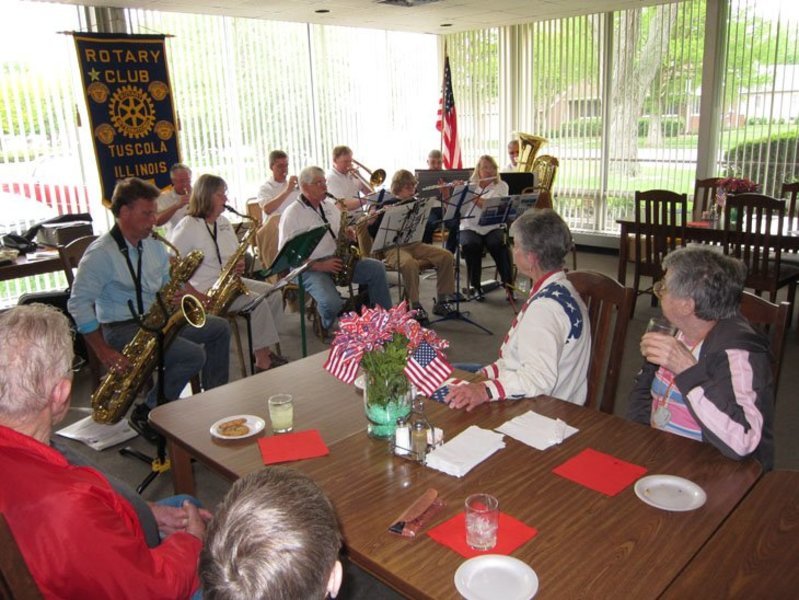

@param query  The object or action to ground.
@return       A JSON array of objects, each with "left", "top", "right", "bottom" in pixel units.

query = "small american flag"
[
  {"left": 404, "top": 341, "right": 453, "bottom": 397},
  {"left": 323, "top": 345, "right": 360, "bottom": 385},
  {"left": 436, "top": 52, "right": 462, "bottom": 170},
  {"left": 430, "top": 377, "right": 467, "bottom": 403}
]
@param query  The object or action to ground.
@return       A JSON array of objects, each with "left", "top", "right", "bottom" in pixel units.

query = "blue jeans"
[
  {"left": 103, "top": 315, "right": 231, "bottom": 407},
  {"left": 301, "top": 257, "right": 392, "bottom": 329}
]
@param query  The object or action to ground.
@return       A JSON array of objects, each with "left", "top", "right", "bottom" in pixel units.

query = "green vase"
[{"left": 363, "top": 368, "right": 413, "bottom": 439}]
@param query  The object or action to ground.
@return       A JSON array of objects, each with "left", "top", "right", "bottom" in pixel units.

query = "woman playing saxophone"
[{"left": 170, "top": 174, "right": 287, "bottom": 372}]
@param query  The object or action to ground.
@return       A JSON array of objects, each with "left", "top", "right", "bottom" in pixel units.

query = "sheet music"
[
  {"left": 372, "top": 200, "right": 432, "bottom": 253},
  {"left": 443, "top": 183, "right": 477, "bottom": 221}
]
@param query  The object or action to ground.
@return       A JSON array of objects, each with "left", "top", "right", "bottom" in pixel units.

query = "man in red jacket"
[{"left": 0, "top": 303, "right": 208, "bottom": 599}]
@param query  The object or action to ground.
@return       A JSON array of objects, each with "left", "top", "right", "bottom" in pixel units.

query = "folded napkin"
[
  {"left": 553, "top": 448, "right": 647, "bottom": 496},
  {"left": 427, "top": 512, "right": 538, "bottom": 558},
  {"left": 258, "top": 429, "right": 329, "bottom": 465},
  {"left": 495, "top": 410, "right": 578, "bottom": 451},
  {"left": 425, "top": 425, "right": 505, "bottom": 477}
]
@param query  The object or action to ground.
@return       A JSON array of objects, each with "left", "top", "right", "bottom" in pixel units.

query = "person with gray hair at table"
[
  {"left": 627, "top": 246, "right": 774, "bottom": 469},
  {"left": 0, "top": 303, "right": 210, "bottom": 599},
  {"left": 446, "top": 209, "right": 591, "bottom": 411},
  {"left": 200, "top": 466, "right": 343, "bottom": 600}
]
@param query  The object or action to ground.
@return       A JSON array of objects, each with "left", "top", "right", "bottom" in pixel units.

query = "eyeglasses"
[{"left": 653, "top": 280, "right": 667, "bottom": 299}]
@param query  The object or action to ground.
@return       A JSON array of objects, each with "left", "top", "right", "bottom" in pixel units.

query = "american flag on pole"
[
  {"left": 403, "top": 341, "right": 453, "bottom": 397},
  {"left": 436, "top": 52, "right": 462, "bottom": 169},
  {"left": 323, "top": 345, "right": 361, "bottom": 385}
]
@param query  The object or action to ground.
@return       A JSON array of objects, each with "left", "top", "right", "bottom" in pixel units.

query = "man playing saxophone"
[
  {"left": 68, "top": 177, "right": 231, "bottom": 440},
  {"left": 278, "top": 166, "right": 392, "bottom": 333},
  {"left": 171, "top": 174, "right": 287, "bottom": 372}
]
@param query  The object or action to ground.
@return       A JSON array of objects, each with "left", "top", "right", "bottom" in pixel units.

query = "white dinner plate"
[
  {"left": 354, "top": 374, "right": 365, "bottom": 391},
  {"left": 454, "top": 555, "right": 538, "bottom": 600},
  {"left": 634, "top": 474, "right": 707, "bottom": 512},
  {"left": 209, "top": 414, "right": 265, "bottom": 440}
]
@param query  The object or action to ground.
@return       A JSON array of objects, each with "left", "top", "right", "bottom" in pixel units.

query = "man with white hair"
[{"left": 0, "top": 304, "right": 209, "bottom": 598}]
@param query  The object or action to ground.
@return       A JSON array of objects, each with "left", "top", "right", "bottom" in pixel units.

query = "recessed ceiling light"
[{"left": 315, "top": 9, "right": 330, "bottom": 13}]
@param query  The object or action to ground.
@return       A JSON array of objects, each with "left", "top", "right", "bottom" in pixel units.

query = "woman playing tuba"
[{"left": 170, "top": 174, "right": 287, "bottom": 372}]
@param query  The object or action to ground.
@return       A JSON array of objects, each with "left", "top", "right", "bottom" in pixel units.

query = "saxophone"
[
  {"left": 91, "top": 232, "right": 206, "bottom": 424},
  {"left": 204, "top": 206, "right": 259, "bottom": 315},
  {"left": 332, "top": 205, "right": 360, "bottom": 287}
]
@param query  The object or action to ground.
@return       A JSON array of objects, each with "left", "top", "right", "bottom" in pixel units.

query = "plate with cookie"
[{"left": 210, "top": 415, "right": 266, "bottom": 440}]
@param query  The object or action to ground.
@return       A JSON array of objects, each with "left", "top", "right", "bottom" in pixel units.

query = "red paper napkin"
[
  {"left": 258, "top": 429, "right": 329, "bottom": 465},
  {"left": 687, "top": 221, "right": 712, "bottom": 228},
  {"left": 553, "top": 448, "right": 647, "bottom": 496},
  {"left": 427, "top": 512, "right": 537, "bottom": 558}
]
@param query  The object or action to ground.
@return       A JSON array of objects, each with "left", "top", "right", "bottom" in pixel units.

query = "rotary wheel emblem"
[{"left": 109, "top": 85, "right": 156, "bottom": 139}]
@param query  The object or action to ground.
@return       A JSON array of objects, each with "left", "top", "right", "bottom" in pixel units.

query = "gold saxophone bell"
[
  {"left": 351, "top": 158, "right": 386, "bottom": 191},
  {"left": 180, "top": 294, "right": 206, "bottom": 328}
]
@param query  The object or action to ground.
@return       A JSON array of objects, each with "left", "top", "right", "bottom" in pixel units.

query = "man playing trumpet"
[
  {"left": 68, "top": 178, "right": 231, "bottom": 440},
  {"left": 171, "top": 174, "right": 287, "bottom": 372}
]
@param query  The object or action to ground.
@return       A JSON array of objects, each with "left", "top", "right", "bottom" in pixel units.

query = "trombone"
[{"left": 350, "top": 158, "right": 386, "bottom": 191}]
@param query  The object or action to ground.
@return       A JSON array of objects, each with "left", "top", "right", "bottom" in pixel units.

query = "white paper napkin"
[
  {"left": 495, "top": 410, "right": 578, "bottom": 451},
  {"left": 425, "top": 425, "right": 505, "bottom": 478}
]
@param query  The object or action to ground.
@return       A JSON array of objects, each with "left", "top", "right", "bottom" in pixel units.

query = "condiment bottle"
[
  {"left": 412, "top": 421, "right": 428, "bottom": 462},
  {"left": 394, "top": 417, "right": 410, "bottom": 456}
]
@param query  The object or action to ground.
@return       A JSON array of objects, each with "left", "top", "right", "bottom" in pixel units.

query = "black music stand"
[
  {"left": 264, "top": 225, "right": 328, "bottom": 358},
  {"left": 371, "top": 199, "right": 432, "bottom": 304},
  {"left": 118, "top": 293, "right": 173, "bottom": 494},
  {"left": 430, "top": 184, "right": 492, "bottom": 335}
]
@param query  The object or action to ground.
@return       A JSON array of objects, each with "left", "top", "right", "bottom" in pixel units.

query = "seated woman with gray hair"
[
  {"left": 627, "top": 246, "right": 774, "bottom": 469},
  {"left": 446, "top": 209, "right": 591, "bottom": 410}
]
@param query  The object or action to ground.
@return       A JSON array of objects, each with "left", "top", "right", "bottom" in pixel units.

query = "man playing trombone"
[{"left": 326, "top": 145, "right": 373, "bottom": 206}]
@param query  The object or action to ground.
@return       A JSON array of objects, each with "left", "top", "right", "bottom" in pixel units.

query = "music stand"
[
  {"left": 371, "top": 199, "right": 432, "bottom": 303},
  {"left": 264, "top": 225, "right": 327, "bottom": 358},
  {"left": 117, "top": 293, "right": 175, "bottom": 494},
  {"left": 499, "top": 172, "right": 536, "bottom": 195},
  {"left": 430, "top": 184, "right": 492, "bottom": 335}
]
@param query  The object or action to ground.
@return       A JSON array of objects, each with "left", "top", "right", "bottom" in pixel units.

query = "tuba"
[
  {"left": 203, "top": 205, "right": 259, "bottom": 315},
  {"left": 515, "top": 132, "right": 548, "bottom": 173},
  {"left": 92, "top": 232, "right": 206, "bottom": 424}
]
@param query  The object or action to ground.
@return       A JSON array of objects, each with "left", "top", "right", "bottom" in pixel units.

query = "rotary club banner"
[{"left": 73, "top": 32, "right": 180, "bottom": 206}]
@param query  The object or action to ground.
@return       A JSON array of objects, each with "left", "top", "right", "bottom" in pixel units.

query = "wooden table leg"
[
  {"left": 617, "top": 221, "right": 630, "bottom": 285},
  {"left": 167, "top": 440, "right": 196, "bottom": 496}
]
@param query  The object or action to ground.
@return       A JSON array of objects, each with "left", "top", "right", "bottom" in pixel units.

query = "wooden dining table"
[
  {"left": 0, "top": 249, "right": 63, "bottom": 282},
  {"left": 150, "top": 351, "right": 763, "bottom": 599},
  {"left": 616, "top": 218, "right": 799, "bottom": 286},
  {"left": 661, "top": 469, "right": 799, "bottom": 598}
]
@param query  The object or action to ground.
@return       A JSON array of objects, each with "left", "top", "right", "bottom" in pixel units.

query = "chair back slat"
[
  {"left": 57, "top": 235, "right": 98, "bottom": 288},
  {"left": 0, "top": 513, "right": 43, "bottom": 600},
  {"left": 782, "top": 181, "right": 799, "bottom": 232},
  {"left": 567, "top": 270, "right": 634, "bottom": 414},
  {"left": 693, "top": 177, "right": 723, "bottom": 221},
  {"left": 739, "top": 291, "right": 789, "bottom": 396}
]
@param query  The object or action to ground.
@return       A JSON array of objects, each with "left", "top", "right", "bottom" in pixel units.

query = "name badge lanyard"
[
  {"left": 205, "top": 221, "right": 223, "bottom": 265},
  {"left": 110, "top": 224, "right": 145, "bottom": 315}
]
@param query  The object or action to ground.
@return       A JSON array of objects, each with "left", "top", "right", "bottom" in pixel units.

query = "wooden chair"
[
  {"left": 57, "top": 235, "right": 98, "bottom": 288},
  {"left": 57, "top": 235, "right": 103, "bottom": 385},
  {"left": 723, "top": 193, "right": 799, "bottom": 325},
  {"left": 693, "top": 177, "right": 723, "bottom": 221},
  {"left": 782, "top": 181, "right": 799, "bottom": 232},
  {"left": 632, "top": 189, "right": 687, "bottom": 314},
  {"left": 0, "top": 513, "right": 43, "bottom": 600},
  {"left": 739, "top": 291, "right": 789, "bottom": 394},
  {"left": 566, "top": 270, "right": 635, "bottom": 414}
]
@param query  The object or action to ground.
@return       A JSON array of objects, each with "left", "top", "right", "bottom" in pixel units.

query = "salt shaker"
[{"left": 394, "top": 417, "right": 410, "bottom": 456}]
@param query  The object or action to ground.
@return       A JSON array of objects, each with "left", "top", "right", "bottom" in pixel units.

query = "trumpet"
[{"left": 350, "top": 158, "right": 386, "bottom": 191}]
